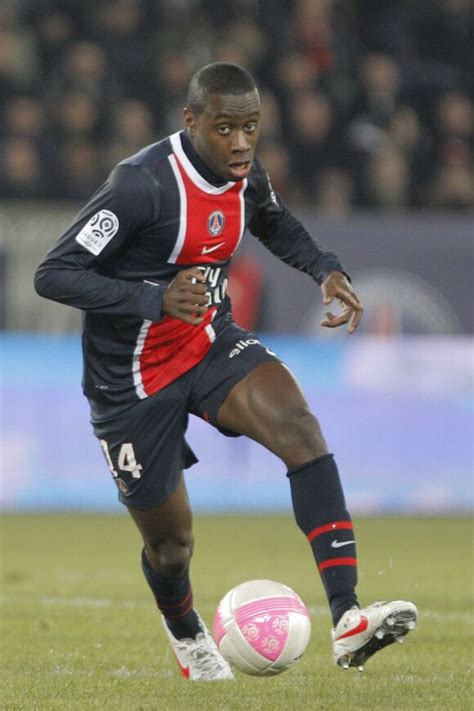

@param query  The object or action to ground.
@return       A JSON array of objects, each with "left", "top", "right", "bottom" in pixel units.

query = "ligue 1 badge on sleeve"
[{"left": 208, "top": 211, "right": 225, "bottom": 237}]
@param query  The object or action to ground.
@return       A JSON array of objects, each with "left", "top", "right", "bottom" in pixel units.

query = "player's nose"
[{"left": 231, "top": 130, "right": 251, "bottom": 153}]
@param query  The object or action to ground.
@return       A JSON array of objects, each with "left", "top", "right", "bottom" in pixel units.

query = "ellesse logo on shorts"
[{"left": 229, "top": 339, "right": 260, "bottom": 358}]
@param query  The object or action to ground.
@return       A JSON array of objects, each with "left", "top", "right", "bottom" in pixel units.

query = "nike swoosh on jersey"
[
  {"left": 202, "top": 242, "right": 225, "bottom": 254},
  {"left": 331, "top": 540, "right": 356, "bottom": 548}
]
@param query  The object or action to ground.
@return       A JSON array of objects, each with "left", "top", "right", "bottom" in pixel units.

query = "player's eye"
[
  {"left": 245, "top": 122, "right": 258, "bottom": 132},
  {"left": 217, "top": 125, "right": 231, "bottom": 135}
]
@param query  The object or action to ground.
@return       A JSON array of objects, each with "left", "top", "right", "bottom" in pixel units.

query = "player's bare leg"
[
  {"left": 129, "top": 474, "right": 194, "bottom": 582},
  {"left": 217, "top": 361, "right": 417, "bottom": 669},
  {"left": 216, "top": 361, "right": 327, "bottom": 467},
  {"left": 129, "top": 475, "right": 234, "bottom": 680}
]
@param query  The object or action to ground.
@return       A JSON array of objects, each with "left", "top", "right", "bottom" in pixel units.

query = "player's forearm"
[
  {"left": 259, "top": 212, "right": 347, "bottom": 285},
  {"left": 265, "top": 233, "right": 345, "bottom": 284},
  {"left": 34, "top": 263, "right": 165, "bottom": 321}
]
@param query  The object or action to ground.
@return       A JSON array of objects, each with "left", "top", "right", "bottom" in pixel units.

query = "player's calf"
[
  {"left": 288, "top": 454, "right": 359, "bottom": 625},
  {"left": 141, "top": 547, "right": 202, "bottom": 640}
]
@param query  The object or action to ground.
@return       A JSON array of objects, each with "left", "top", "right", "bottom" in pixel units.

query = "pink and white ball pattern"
[{"left": 214, "top": 580, "right": 311, "bottom": 676}]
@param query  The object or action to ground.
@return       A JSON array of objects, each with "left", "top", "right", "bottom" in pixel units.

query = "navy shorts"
[{"left": 89, "top": 319, "right": 279, "bottom": 509}]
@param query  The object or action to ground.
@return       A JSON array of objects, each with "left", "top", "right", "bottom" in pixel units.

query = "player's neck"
[{"left": 180, "top": 131, "right": 227, "bottom": 188}]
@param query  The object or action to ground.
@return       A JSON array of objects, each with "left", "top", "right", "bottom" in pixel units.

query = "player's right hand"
[{"left": 162, "top": 267, "right": 209, "bottom": 324}]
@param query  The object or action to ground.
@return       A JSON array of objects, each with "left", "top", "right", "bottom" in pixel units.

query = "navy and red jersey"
[{"left": 35, "top": 130, "right": 347, "bottom": 405}]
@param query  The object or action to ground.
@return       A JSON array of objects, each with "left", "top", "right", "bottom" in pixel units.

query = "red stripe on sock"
[
  {"left": 162, "top": 600, "right": 194, "bottom": 620},
  {"left": 307, "top": 520, "right": 353, "bottom": 542},
  {"left": 318, "top": 557, "right": 357, "bottom": 572},
  {"left": 156, "top": 588, "right": 192, "bottom": 610}
]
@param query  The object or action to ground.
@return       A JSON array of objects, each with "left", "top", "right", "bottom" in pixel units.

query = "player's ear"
[{"left": 184, "top": 108, "right": 197, "bottom": 137}]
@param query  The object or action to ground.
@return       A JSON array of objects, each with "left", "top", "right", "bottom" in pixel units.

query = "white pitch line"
[
  {"left": 419, "top": 609, "right": 474, "bottom": 624},
  {"left": 0, "top": 594, "right": 147, "bottom": 610},
  {"left": 1, "top": 595, "right": 472, "bottom": 625}
]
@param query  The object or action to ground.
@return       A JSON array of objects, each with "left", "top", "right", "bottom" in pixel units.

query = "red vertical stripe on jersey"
[
  {"left": 135, "top": 150, "right": 246, "bottom": 398},
  {"left": 139, "top": 308, "right": 217, "bottom": 396},
  {"left": 174, "top": 157, "right": 244, "bottom": 264},
  {"left": 307, "top": 520, "right": 353, "bottom": 542}
]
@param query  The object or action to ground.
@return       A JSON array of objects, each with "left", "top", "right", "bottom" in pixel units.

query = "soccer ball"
[{"left": 213, "top": 579, "right": 311, "bottom": 677}]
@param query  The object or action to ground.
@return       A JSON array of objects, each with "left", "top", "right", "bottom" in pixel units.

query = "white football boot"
[
  {"left": 162, "top": 612, "right": 235, "bottom": 681},
  {"left": 332, "top": 600, "right": 418, "bottom": 671}
]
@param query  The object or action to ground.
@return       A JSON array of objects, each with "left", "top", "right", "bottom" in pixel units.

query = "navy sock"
[
  {"left": 141, "top": 548, "right": 201, "bottom": 639},
  {"left": 288, "top": 454, "right": 359, "bottom": 626}
]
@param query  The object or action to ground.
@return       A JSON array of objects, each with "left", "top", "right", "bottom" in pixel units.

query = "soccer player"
[{"left": 35, "top": 63, "right": 417, "bottom": 680}]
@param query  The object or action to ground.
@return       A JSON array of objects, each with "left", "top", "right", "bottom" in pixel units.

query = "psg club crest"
[{"left": 208, "top": 211, "right": 225, "bottom": 236}]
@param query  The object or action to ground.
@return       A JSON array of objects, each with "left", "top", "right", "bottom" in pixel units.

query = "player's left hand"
[{"left": 320, "top": 271, "right": 363, "bottom": 333}]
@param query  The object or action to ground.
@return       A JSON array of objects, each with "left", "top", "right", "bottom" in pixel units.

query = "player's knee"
[
  {"left": 146, "top": 534, "right": 194, "bottom": 579},
  {"left": 275, "top": 406, "right": 327, "bottom": 467}
]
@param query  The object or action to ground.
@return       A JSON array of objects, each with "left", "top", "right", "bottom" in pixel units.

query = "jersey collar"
[{"left": 169, "top": 131, "right": 238, "bottom": 195}]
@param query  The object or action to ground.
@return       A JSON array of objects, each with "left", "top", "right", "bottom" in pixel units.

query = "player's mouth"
[{"left": 227, "top": 160, "right": 252, "bottom": 179}]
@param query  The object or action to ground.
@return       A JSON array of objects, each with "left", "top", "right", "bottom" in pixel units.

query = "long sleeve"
[
  {"left": 248, "top": 162, "right": 348, "bottom": 284},
  {"left": 34, "top": 164, "right": 166, "bottom": 322}
]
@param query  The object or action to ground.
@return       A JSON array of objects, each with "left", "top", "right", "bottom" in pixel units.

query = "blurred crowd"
[{"left": 0, "top": 0, "right": 473, "bottom": 211}]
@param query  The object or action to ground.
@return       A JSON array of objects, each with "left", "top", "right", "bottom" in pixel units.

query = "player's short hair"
[{"left": 187, "top": 62, "right": 257, "bottom": 115}]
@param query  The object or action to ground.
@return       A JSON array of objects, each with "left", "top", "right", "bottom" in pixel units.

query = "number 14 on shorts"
[{"left": 100, "top": 440, "right": 143, "bottom": 479}]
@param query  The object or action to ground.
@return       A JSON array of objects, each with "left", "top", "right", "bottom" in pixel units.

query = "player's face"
[{"left": 185, "top": 90, "right": 261, "bottom": 181}]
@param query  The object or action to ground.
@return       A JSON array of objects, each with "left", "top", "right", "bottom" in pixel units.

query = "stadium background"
[{"left": 0, "top": 0, "right": 472, "bottom": 514}]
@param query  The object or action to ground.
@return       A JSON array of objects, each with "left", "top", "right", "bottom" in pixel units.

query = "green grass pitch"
[{"left": 1, "top": 514, "right": 472, "bottom": 710}]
